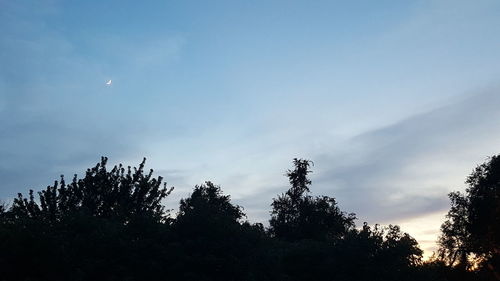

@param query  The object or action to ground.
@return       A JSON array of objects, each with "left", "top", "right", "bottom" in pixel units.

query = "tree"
[
  {"left": 177, "top": 181, "right": 244, "bottom": 225},
  {"left": 269, "top": 158, "right": 356, "bottom": 241},
  {"left": 438, "top": 155, "right": 500, "bottom": 278},
  {"left": 323, "top": 222, "right": 423, "bottom": 281},
  {"left": 173, "top": 182, "right": 266, "bottom": 281},
  {"left": 438, "top": 191, "right": 471, "bottom": 268},
  {"left": 8, "top": 157, "right": 173, "bottom": 224},
  {"left": 0, "top": 157, "right": 174, "bottom": 281}
]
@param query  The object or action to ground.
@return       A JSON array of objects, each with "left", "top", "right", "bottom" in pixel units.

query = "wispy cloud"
[{"left": 314, "top": 88, "right": 500, "bottom": 223}]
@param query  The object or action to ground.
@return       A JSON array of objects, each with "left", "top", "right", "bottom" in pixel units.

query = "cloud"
[{"left": 312, "top": 88, "right": 500, "bottom": 224}]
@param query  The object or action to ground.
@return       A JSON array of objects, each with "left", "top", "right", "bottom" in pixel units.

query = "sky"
[{"left": 1, "top": 0, "right": 500, "bottom": 257}]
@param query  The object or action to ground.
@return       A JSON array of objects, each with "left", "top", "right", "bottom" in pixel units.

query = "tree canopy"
[
  {"left": 0, "top": 156, "right": 496, "bottom": 281},
  {"left": 8, "top": 157, "right": 173, "bottom": 224},
  {"left": 437, "top": 155, "right": 500, "bottom": 279},
  {"left": 270, "top": 158, "right": 356, "bottom": 241}
]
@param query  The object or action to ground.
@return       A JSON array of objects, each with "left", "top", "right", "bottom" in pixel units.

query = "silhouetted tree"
[
  {"left": 177, "top": 181, "right": 244, "bottom": 224},
  {"left": 268, "top": 159, "right": 427, "bottom": 281},
  {"left": 9, "top": 157, "right": 173, "bottom": 224},
  {"left": 172, "top": 182, "right": 270, "bottom": 281},
  {"left": 0, "top": 157, "right": 174, "bottom": 281},
  {"left": 270, "top": 158, "right": 356, "bottom": 241},
  {"left": 438, "top": 155, "right": 500, "bottom": 279}
]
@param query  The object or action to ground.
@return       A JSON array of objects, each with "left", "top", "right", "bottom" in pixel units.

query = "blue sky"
[{"left": 1, "top": 0, "right": 500, "bottom": 257}]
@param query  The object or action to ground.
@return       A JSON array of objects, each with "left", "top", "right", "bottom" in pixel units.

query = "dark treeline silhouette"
[{"left": 0, "top": 156, "right": 498, "bottom": 281}]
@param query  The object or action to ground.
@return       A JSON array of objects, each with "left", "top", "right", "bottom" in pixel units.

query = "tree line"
[{"left": 0, "top": 156, "right": 498, "bottom": 281}]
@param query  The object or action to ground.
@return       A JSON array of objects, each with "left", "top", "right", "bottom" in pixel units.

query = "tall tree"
[
  {"left": 438, "top": 155, "right": 500, "bottom": 277},
  {"left": 269, "top": 158, "right": 356, "bottom": 241}
]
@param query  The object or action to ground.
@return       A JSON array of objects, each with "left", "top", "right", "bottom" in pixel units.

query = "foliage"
[
  {"left": 1, "top": 156, "right": 492, "bottom": 281},
  {"left": 177, "top": 181, "right": 244, "bottom": 225},
  {"left": 8, "top": 157, "right": 173, "bottom": 224},
  {"left": 0, "top": 157, "right": 175, "bottom": 281},
  {"left": 270, "top": 158, "right": 356, "bottom": 241},
  {"left": 171, "top": 182, "right": 271, "bottom": 281},
  {"left": 438, "top": 155, "right": 500, "bottom": 278}
]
